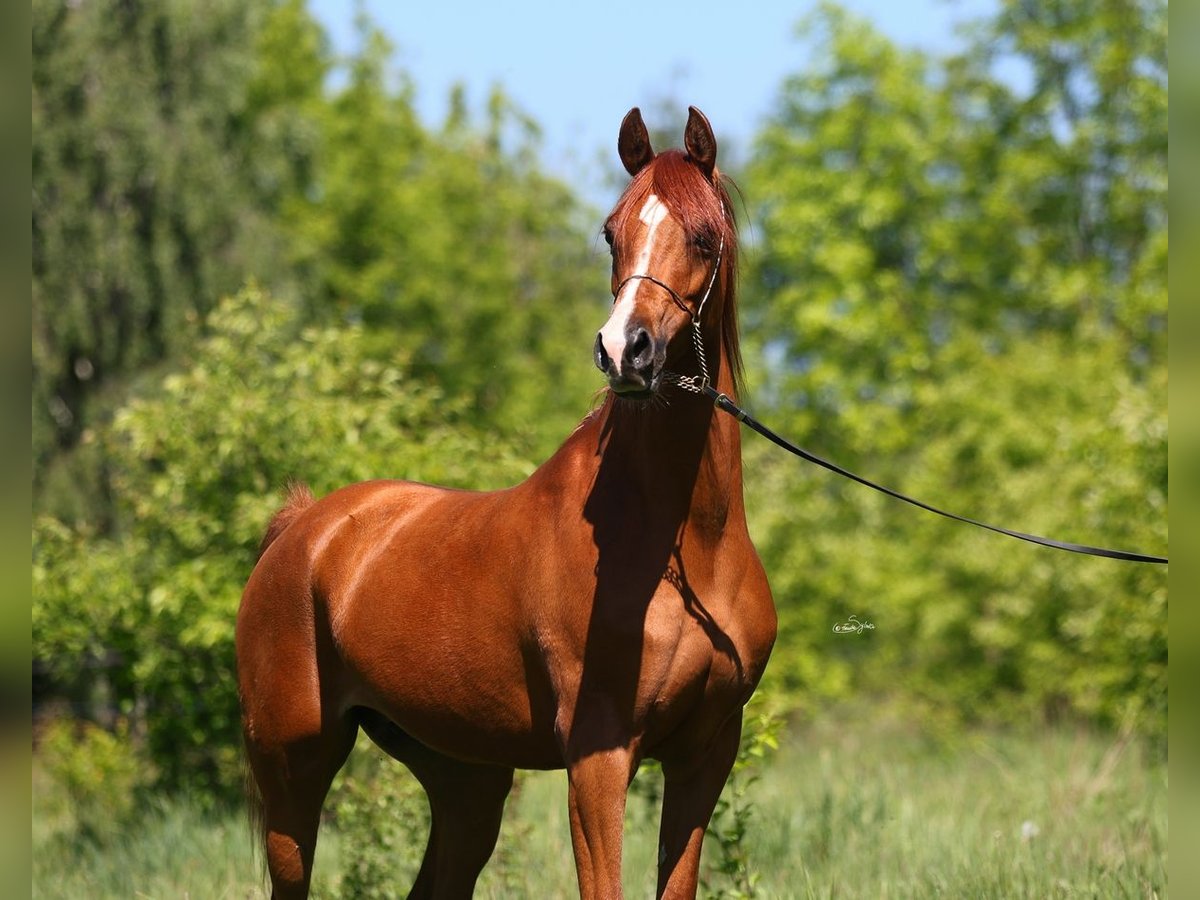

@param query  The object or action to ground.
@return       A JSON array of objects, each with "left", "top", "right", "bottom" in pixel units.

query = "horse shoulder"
[
  {"left": 735, "top": 546, "right": 777, "bottom": 684},
  {"left": 695, "top": 530, "right": 776, "bottom": 695}
]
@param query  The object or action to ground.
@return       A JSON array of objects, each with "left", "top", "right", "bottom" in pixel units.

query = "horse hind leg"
[
  {"left": 244, "top": 711, "right": 358, "bottom": 899},
  {"left": 410, "top": 760, "right": 514, "bottom": 900},
  {"left": 358, "top": 709, "right": 515, "bottom": 899}
]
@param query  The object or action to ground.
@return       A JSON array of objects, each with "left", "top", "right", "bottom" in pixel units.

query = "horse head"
[{"left": 595, "top": 106, "right": 741, "bottom": 399}]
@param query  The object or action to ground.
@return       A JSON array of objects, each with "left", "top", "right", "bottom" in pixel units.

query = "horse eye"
[{"left": 602, "top": 227, "right": 614, "bottom": 247}]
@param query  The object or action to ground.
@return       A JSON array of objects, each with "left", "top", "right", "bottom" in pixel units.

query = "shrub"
[{"left": 35, "top": 719, "right": 151, "bottom": 841}]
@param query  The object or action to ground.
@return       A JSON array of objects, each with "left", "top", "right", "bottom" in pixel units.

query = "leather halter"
[
  {"left": 612, "top": 231, "right": 725, "bottom": 394},
  {"left": 612, "top": 228, "right": 723, "bottom": 327}
]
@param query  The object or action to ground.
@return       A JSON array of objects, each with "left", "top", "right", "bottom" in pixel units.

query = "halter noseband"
[{"left": 612, "top": 229, "right": 724, "bottom": 326}]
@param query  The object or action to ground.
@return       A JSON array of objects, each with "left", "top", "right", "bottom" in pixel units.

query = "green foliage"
[
  {"left": 35, "top": 719, "right": 151, "bottom": 842},
  {"left": 33, "top": 285, "right": 537, "bottom": 796},
  {"left": 31, "top": 0, "right": 311, "bottom": 499},
  {"left": 743, "top": 1, "right": 1166, "bottom": 741},
  {"left": 281, "top": 14, "right": 605, "bottom": 452},
  {"left": 759, "top": 710, "right": 1165, "bottom": 897},
  {"left": 316, "top": 741, "right": 538, "bottom": 898},
  {"left": 33, "top": 0, "right": 606, "bottom": 523},
  {"left": 32, "top": 754, "right": 266, "bottom": 900}
]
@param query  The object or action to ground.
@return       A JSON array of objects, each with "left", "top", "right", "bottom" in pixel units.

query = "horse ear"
[
  {"left": 683, "top": 106, "right": 717, "bottom": 178},
  {"left": 618, "top": 107, "right": 655, "bottom": 176}
]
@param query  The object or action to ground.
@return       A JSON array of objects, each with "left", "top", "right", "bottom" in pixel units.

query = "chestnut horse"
[{"left": 236, "top": 106, "right": 777, "bottom": 899}]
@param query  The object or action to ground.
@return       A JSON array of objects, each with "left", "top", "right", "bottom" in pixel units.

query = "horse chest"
[{"left": 634, "top": 572, "right": 769, "bottom": 731}]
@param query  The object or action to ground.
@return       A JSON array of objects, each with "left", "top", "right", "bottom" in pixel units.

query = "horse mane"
[
  {"left": 257, "top": 482, "right": 315, "bottom": 558},
  {"left": 606, "top": 149, "right": 742, "bottom": 394}
]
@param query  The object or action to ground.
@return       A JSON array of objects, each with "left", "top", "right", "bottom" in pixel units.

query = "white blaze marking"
[{"left": 598, "top": 194, "right": 669, "bottom": 375}]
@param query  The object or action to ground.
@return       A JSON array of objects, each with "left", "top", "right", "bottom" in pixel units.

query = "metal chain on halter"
[{"left": 666, "top": 227, "right": 724, "bottom": 396}]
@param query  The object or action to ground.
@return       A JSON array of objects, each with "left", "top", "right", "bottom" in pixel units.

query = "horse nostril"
[
  {"left": 625, "top": 327, "right": 652, "bottom": 372},
  {"left": 594, "top": 332, "right": 612, "bottom": 374}
]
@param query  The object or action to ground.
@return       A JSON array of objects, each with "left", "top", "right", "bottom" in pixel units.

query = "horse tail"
[
  {"left": 258, "top": 482, "right": 315, "bottom": 558},
  {"left": 241, "top": 734, "right": 268, "bottom": 880}
]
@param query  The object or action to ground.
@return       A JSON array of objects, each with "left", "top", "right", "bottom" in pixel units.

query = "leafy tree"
[
  {"left": 281, "top": 15, "right": 607, "bottom": 454},
  {"left": 33, "top": 0, "right": 607, "bottom": 526},
  {"left": 742, "top": 1, "right": 1166, "bottom": 738},
  {"left": 32, "top": 0, "right": 321, "bottom": 517}
]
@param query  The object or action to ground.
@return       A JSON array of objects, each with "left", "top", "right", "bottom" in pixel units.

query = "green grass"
[
  {"left": 33, "top": 710, "right": 1166, "bottom": 898},
  {"left": 736, "top": 711, "right": 1166, "bottom": 898}
]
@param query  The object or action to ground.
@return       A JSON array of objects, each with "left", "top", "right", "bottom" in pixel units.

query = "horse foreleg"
[
  {"left": 564, "top": 744, "right": 638, "bottom": 900},
  {"left": 654, "top": 712, "right": 742, "bottom": 899}
]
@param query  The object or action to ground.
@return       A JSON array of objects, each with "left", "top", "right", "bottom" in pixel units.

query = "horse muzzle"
[{"left": 594, "top": 325, "right": 664, "bottom": 396}]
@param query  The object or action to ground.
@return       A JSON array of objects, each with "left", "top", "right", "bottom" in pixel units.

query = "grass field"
[{"left": 32, "top": 708, "right": 1166, "bottom": 898}]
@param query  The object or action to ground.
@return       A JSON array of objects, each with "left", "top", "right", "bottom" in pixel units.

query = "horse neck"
[{"left": 593, "top": 328, "right": 743, "bottom": 539}]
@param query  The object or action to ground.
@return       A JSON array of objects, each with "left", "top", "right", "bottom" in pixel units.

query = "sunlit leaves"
[{"left": 283, "top": 19, "right": 606, "bottom": 452}]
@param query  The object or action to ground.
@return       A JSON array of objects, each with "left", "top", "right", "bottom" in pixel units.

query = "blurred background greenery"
[{"left": 31, "top": 0, "right": 1167, "bottom": 895}]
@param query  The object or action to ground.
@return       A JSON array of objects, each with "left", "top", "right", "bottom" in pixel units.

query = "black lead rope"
[
  {"left": 619, "top": 219, "right": 1165, "bottom": 566},
  {"left": 701, "top": 384, "right": 1168, "bottom": 565}
]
